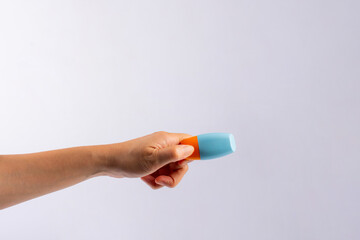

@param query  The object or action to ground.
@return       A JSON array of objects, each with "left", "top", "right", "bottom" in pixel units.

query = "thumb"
[{"left": 156, "top": 145, "right": 194, "bottom": 165}]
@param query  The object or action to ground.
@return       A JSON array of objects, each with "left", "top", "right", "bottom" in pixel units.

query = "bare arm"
[{"left": 0, "top": 131, "right": 194, "bottom": 210}]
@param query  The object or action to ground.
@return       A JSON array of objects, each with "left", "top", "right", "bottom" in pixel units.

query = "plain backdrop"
[{"left": 0, "top": 0, "right": 359, "bottom": 239}]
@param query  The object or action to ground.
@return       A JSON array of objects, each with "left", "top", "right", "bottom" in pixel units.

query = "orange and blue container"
[{"left": 180, "top": 133, "right": 236, "bottom": 160}]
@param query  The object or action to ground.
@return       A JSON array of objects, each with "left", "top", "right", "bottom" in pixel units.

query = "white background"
[{"left": 0, "top": 0, "right": 359, "bottom": 239}]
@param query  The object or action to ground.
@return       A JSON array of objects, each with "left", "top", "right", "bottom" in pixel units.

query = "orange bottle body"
[{"left": 180, "top": 136, "right": 201, "bottom": 160}]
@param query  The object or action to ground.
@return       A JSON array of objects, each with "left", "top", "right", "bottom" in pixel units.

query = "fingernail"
[
  {"left": 155, "top": 179, "right": 165, "bottom": 185},
  {"left": 157, "top": 182, "right": 164, "bottom": 186},
  {"left": 179, "top": 145, "right": 194, "bottom": 156},
  {"left": 157, "top": 181, "right": 168, "bottom": 187}
]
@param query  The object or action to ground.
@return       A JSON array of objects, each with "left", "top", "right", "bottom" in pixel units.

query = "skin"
[{"left": 0, "top": 131, "right": 195, "bottom": 210}]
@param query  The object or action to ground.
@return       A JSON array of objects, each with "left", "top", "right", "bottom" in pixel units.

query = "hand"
[{"left": 103, "top": 131, "right": 195, "bottom": 189}]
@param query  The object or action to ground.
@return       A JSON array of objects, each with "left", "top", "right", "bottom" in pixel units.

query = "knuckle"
[
  {"left": 155, "top": 131, "right": 164, "bottom": 134},
  {"left": 154, "top": 131, "right": 168, "bottom": 137}
]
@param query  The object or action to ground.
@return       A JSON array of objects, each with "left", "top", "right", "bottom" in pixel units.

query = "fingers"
[
  {"left": 141, "top": 162, "right": 190, "bottom": 189},
  {"left": 154, "top": 164, "right": 189, "bottom": 188},
  {"left": 141, "top": 175, "right": 163, "bottom": 190},
  {"left": 156, "top": 145, "right": 194, "bottom": 166},
  {"left": 154, "top": 131, "right": 193, "bottom": 145},
  {"left": 140, "top": 131, "right": 194, "bottom": 189}
]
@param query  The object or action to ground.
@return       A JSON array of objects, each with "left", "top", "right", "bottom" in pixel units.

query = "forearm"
[{"left": 0, "top": 145, "right": 109, "bottom": 210}]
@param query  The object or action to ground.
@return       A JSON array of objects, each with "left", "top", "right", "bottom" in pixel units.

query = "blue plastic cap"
[{"left": 197, "top": 133, "right": 236, "bottom": 160}]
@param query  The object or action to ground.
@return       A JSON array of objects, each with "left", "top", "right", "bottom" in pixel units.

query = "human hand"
[{"left": 102, "top": 131, "right": 195, "bottom": 189}]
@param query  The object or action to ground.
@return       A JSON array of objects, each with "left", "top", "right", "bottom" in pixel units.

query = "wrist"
[
  {"left": 87, "top": 145, "right": 111, "bottom": 177},
  {"left": 88, "top": 143, "right": 128, "bottom": 178}
]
